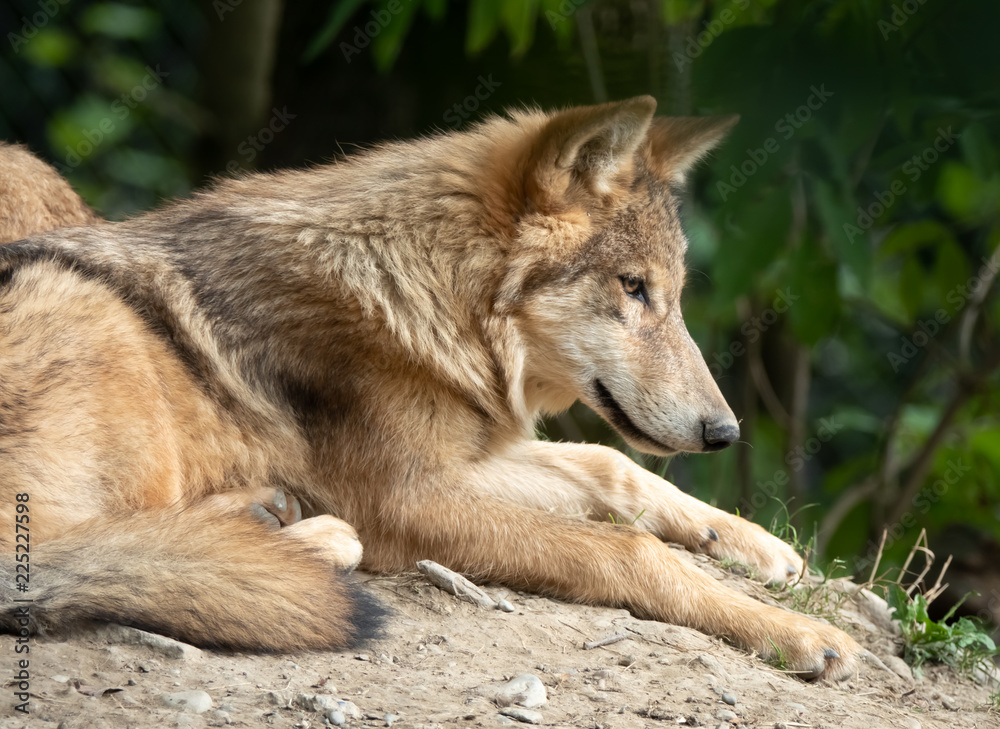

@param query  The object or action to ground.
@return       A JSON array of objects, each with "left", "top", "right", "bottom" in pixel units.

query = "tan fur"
[
  {"left": 0, "top": 142, "right": 101, "bottom": 243},
  {"left": 0, "top": 98, "right": 859, "bottom": 678}
]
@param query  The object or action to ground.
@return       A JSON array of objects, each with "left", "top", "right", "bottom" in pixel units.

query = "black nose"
[{"left": 702, "top": 421, "right": 740, "bottom": 452}]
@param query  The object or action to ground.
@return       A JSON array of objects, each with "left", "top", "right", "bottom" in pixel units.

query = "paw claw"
[
  {"left": 250, "top": 502, "right": 280, "bottom": 529},
  {"left": 706, "top": 527, "right": 719, "bottom": 542},
  {"left": 272, "top": 489, "right": 287, "bottom": 512},
  {"left": 824, "top": 648, "right": 840, "bottom": 660},
  {"left": 786, "top": 563, "right": 799, "bottom": 575}
]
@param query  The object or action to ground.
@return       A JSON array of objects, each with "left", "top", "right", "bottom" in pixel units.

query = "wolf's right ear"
[{"left": 527, "top": 96, "right": 656, "bottom": 209}]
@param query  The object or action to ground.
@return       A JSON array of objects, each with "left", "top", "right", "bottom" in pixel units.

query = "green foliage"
[{"left": 889, "top": 587, "right": 999, "bottom": 679}]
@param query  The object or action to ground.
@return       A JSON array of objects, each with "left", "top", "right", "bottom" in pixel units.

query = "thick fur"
[
  {"left": 0, "top": 142, "right": 100, "bottom": 239},
  {"left": 0, "top": 99, "right": 859, "bottom": 678}
]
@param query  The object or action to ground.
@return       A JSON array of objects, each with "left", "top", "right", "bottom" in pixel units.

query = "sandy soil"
[{"left": 3, "top": 546, "right": 998, "bottom": 729}]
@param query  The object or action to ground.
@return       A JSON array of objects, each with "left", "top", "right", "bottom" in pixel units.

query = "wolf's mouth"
[{"left": 593, "top": 380, "right": 676, "bottom": 455}]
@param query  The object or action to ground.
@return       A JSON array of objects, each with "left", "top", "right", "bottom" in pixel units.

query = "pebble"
[
  {"left": 938, "top": 693, "right": 958, "bottom": 711},
  {"left": 785, "top": 701, "right": 807, "bottom": 715},
  {"left": 208, "top": 710, "right": 231, "bottom": 726},
  {"left": 162, "top": 690, "right": 213, "bottom": 714},
  {"left": 497, "top": 599, "right": 515, "bottom": 613},
  {"left": 338, "top": 700, "right": 362, "bottom": 719},
  {"left": 716, "top": 709, "right": 737, "bottom": 721},
  {"left": 499, "top": 707, "right": 543, "bottom": 724},
  {"left": 884, "top": 655, "right": 914, "bottom": 682},
  {"left": 385, "top": 713, "right": 399, "bottom": 726},
  {"left": 721, "top": 692, "right": 737, "bottom": 706},
  {"left": 493, "top": 673, "right": 547, "bottom": 708},
  {"left": 294, "top": 693, "right": 339, "bottom": 712},
  {"left": 325, "top": 709, "right": 346, "bottom": 726}
]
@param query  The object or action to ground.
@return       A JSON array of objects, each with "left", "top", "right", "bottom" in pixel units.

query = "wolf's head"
[{"left": 500, "top": 96, "right": 739, "bottom": 457}]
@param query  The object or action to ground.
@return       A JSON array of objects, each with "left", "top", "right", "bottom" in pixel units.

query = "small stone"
[
  {"left": 721, "top": 692, "right": 737, "bottom": 706},
  {"left": 493, "top": 673, "right": 547, "bottom": 708},
  {"left": 355, "top": 654, "right": 371, "bottom": 661},
  {"left": 338, "top": 700, "right": 362, "bottom": 719},
  {"left": 325, "top": 709, "right": 346, "bottom": 726},
  {"left": 51, "top": 675, "right": 70, "bottom": 683},
  {"left": 499, "top": 707, "right": 543, "bottom": 724},
  {"left": 938, "top": 693, "right": 958, "bottom": 711},
  {"left": 293, "top": 693, "right": 338, "bottom": 712},
  {"left": 695, "top": 653, "right": 730, "bottom": 681},
  {"left": 497, "top": 599, "right": 515, "bottom": 613},
  {"left": 265, "top": 691, "right": 286, "bottom": 706},
  {"left": 385, "top": 713, "right": 399, "bottom": 726},
  {"left": 883, "top": 655, "right": 914, "bottom": 682},
  {"left": 208, "top": 710, "right": 232, "bottom": 726},
  {"left": 716, "top": 709, "right": 737, "bottom": 721},
  {"left": 162, "top": 690, "right": 213, "bottom": 714},
  {"left": 785, "top": 701, "right": 807, "bottom": 715}
]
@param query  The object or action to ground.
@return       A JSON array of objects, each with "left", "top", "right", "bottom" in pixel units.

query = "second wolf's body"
[{"left": 0, "top": 98, "right": 859, "bottom": 678}]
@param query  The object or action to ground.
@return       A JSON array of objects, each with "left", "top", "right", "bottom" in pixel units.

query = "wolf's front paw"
[
  {"left": 698, "top": 515, "right": 804, "bottom": 585},
  {"left": 760, "top": 615, "right": 860, "bottom": 681}
]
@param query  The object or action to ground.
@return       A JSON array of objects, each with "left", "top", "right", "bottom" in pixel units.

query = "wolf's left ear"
[
  {"left": 528, "top": 95, "right": 657, "bottom": 207},
  {"left": 645, "top": 115, "right": 740, "bottom": 184}
]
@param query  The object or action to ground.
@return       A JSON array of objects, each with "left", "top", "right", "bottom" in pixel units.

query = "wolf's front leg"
[
  {"left": 358, "top": 479, "right": 857, "bottom": 680},
  {"left": 469, "top": 440, "right": 804, "bottom": 584}
]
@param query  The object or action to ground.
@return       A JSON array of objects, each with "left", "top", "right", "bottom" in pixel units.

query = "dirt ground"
[{"left": 3, "top": 546, "right": 998, "bottom": 729}]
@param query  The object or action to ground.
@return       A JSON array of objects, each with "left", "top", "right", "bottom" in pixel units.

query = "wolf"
[{"left": 0, "top": 97, "right": 859, "bottom": 678}]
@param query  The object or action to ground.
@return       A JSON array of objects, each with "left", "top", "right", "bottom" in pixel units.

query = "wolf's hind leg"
[{"left": 0, "top": 493, "right": 382, "bottom": 650}]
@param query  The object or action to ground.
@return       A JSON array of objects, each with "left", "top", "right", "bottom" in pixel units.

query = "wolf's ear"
[
  {"left": 645, "top": 115, "right": 739, "bottom": 184},
  {"left": 527, "top": 96, "right": 656, "bottom": 208}
]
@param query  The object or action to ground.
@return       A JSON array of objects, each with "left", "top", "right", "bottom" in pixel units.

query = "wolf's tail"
[{"left": 0, "top": 501, "right": 383, "bottom": 651}]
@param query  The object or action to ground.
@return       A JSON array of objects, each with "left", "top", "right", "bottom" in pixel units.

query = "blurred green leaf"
[
  {"left": 21, "top": 28, "right": 77, "bottom": 67},
  {"left": 81, "top": 3, "right": 158, "bottom": 40},
  {"left": 879, "top": 221, "right": 956, "bottom": 259},
  {"left": 372, "top": 0, "right": 420, "bottom": 71},
  {"left": 466, "top": 0, "right": 504, "bottom": 54},
  {"left": 304, "top": 0, "right": 367, "bottom": 62},
  {"left": 814, "top": 179, "right": 871, "bottom": 290},
  {"left": 501, "top": 0, "right": 537, "bottom": 56},
  {"left": 662, "top": 0, "right": 703, "bottom": 24},
  {"left": 788, "top": 242, "right": 840, "bottom": 345}
]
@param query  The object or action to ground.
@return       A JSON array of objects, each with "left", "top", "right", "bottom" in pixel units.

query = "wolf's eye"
[{"left": 621, "top": 275, "right": 649, "bottom": 305}]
